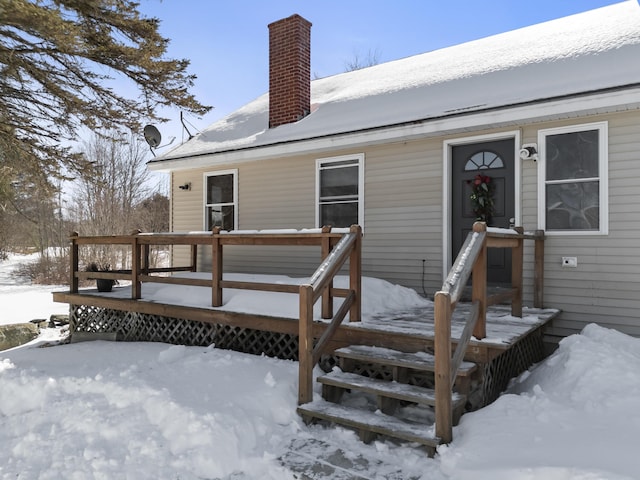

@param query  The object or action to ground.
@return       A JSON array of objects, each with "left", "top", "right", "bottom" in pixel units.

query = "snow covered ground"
[
  {"left": 1, "top": 253, "right": 639, "bottom": 479},
  {"left": 0, "top": 253, "right": 68, "bottom": 325}
]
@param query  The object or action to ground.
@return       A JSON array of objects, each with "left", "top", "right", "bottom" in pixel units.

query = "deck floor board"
[
  {"left": 342, "top": 303, "right": 558, "bottom": 348},
  {"left": 55, "top": 284, "right": 559, "bottom": 353}
]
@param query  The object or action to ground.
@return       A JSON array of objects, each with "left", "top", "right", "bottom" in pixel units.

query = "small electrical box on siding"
[{"left": 562, "top": 257, "right": 578, "bottom": 268}]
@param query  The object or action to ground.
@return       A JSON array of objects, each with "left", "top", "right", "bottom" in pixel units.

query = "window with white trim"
[
  {"left": 204, "top": 170, "right": 237, "bottom": 231},
  {"left": 316, "top": 154, "right": 364, "bottom": 228},
  {"left": 538, "top": 122, "right": 608, "bottom": 234}
]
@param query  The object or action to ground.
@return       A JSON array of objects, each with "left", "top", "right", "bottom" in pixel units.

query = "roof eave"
[{"left": 148, "top": 84, "right": 640, "bottom": 172}]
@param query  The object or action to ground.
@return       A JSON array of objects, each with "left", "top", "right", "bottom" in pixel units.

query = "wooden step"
[
  {"left": 297, "top": 399, "right": 441, "bottom": 448},
  {"left": 335, "top": 345, "right": 477, "bottom": 376},
  {"left": 318, "top": 370, "right": 466, "bottom": 409}
]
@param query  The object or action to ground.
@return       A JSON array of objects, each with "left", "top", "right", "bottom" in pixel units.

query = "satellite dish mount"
[{"left": 180, "top": 111, "right": 194, "bottom": 140}]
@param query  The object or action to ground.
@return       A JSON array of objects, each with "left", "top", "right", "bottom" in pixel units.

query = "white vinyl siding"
[
  {"left": 537, "top": 122, "right": 608, "bottom": 235},
  {"left": 169, "top": 142, "right": 442, "bottom": 292},
  {"left": 362, "top": 140, "right": 443, "bottom": 291}
]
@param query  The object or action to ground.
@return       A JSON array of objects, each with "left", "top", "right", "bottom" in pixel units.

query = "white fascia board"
[{"left": 148, "top": 87, "right": 640, "bottom": 173}]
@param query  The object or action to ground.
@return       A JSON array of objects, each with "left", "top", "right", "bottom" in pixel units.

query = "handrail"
[
  {"left": 308, "top": 232, "right": 357, "bottom": 303},
  {"left": 441, "top": 230, "right": 487, "bottom": 303},
  {"left": 434, "top": 221, "right": 545, "bottom": 444},
  {"left": 298, "top": 225, "right": 362, "bottom": 405}
]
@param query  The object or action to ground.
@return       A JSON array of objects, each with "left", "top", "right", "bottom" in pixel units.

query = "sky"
[{"left": 134, "top": 0, "right": 625, "bottom": 150}]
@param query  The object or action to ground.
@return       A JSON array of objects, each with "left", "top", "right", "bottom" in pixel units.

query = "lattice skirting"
[
  {"left": 478, "top": 326, "right": 546, "bottom": 407},
  {"left": 70, "top": 305, "right": 300, "bottom": 360},
  {"left": 70, "top": 305, "right": 546, "bottom": 410}
]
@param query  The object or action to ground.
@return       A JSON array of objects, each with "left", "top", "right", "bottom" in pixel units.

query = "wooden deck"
[
  {"left": 53, "top": 282, "right": 557, "bottom": 454},
  {"left": 53, "top": 286, "right": 557, "bottom": 364},
  {"left": 55, "top": 224, "right": 552, "bottom": 448}
]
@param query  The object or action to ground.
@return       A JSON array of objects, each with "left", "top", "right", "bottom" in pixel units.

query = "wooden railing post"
[
  {"left": 298, "top": 284, "right": 314, "bottom": 405},
  {"left": 190, "top": 244, "right": 198, "bottom": 272},
  {"left": 320, "top": 226, "right": 333, "bottom": 320},
  {"left": 349, "top": 224, "right": 362, "bottom": 322},
  {"left": 70, "top": 232, "right": 79, "bottom": 294},
  {"left": 142, "top": 243, "right": 150, "bottom": 275},
  {"left": 131, "top": 232, "right": 141, "bottom": 300},
  {"left": 471, "top": 222, "right": 487, "bottom": 339},
  {"left": 434, "top": 290, "right": 453, "bottom": 444},
  {"left": 534, "top": 230, "right": 545, "bottom": 308},
  {"left": 211, "top": 227, "right": 222, "bottom": 307},
  {"left": 511, "top": 227, "right": 524, "bottom": 318}
]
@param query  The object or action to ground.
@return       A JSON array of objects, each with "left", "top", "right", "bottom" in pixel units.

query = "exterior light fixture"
[{"left": 519, "top": 143, "right": 538, "bottom": 161}]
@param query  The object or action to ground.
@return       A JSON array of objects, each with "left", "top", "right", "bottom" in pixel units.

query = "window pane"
[
  {"left": 464, "top": 151, "right": 504, "bottom": 171},
  {"left": 320, "top": 202, "right": 358, "bottom": 228},
  {"left": 207, "top": 174, "right": 233, "bottom": 204},
  {"left": 320, "top": 159, "right": 357, "bottom": 168},
  {"left": 546, "top": 130, "right": 599, "bottom": 181},
  {"left": 546, "top": 181, "right": 599, "bottom": 230},
  {"left": 207, "top": 205, "right": 234, "bottom": 231},
  {"left": 320, "top": 166, "right": 358, "bottom": 198}
]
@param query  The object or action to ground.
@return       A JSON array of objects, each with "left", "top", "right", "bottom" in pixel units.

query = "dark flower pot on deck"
[{"left": 96, "top": 279, "right": 114, "bottom": 292}]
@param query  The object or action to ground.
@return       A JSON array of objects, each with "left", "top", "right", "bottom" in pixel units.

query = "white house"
[{"left": 149, "top": 1, "right": 640, "bottom": 341}]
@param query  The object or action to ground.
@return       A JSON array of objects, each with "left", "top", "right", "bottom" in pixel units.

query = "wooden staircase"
[
  {"left": 297, "top": 345, "right": 477, "bottom": 455},
  {"left": 295, "top": 222, "right": 545, "bottom": 453}
]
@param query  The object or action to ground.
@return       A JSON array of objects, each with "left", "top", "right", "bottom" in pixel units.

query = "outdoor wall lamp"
[
  {"left": 178, "top": 182, "right": 192, "bottom": 191},
  {"left": 519, "top": 143, "right": 538, "bottom": 161}
]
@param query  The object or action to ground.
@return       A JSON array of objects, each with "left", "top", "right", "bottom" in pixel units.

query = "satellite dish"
[{"left": 143, "top": 125, "right": 162, "bottom": 148}]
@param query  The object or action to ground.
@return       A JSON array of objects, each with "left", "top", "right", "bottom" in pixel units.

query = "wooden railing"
[
  {"left": 69, "top": 223, "right": 544, "bottom": 443},
  {"left": 69, "top": 226, "right": 363, "bottom": 406},
  {"left": 433, "top": 222, "right": 544, "bottom": 443},
  {"left": 298, "top": 225, "right": 362, "bottom": 405},
  {"left": 70, "top": 227, "right": 361, "bottom": 312}
]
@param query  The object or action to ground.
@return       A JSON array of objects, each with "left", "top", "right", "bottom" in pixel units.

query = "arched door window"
[{"left": 464, "top": 151, "right": 504, "bottom": 171}]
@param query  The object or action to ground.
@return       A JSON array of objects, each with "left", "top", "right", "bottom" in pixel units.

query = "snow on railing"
[{"left": 441, "top": 231, "right": 483, "bottom": 301}]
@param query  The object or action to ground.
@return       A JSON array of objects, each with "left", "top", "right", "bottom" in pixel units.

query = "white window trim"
[
  {"left": 203, "top": 169, "right": 238, "bottom": 231},
  {"left": 315, "top": 153, "right": 365, "bottom": 229},
  {"left": 537, "top": 121, "right": 608, "bottom": 235}
]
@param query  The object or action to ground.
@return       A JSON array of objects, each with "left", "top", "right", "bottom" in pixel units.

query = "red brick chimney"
[{"left": 268, "top": 14, "right": 312, "bottom": 128}]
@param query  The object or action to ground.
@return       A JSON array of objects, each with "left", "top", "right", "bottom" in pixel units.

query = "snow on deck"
[
  {"left": 80, "top": 273, "right": 557, "bottom": 346},
  {"left": 360, "top": 303, "right": 557, "bottom": 347}
]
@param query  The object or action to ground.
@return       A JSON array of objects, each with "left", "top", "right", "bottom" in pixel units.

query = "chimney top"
[{"left": 268, "top": 14, "right": 312, "bottom": 129}]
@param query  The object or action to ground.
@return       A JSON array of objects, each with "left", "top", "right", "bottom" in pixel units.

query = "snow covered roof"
[{"left": 150, "top": 1, "right": 640, "bottom": 169}]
